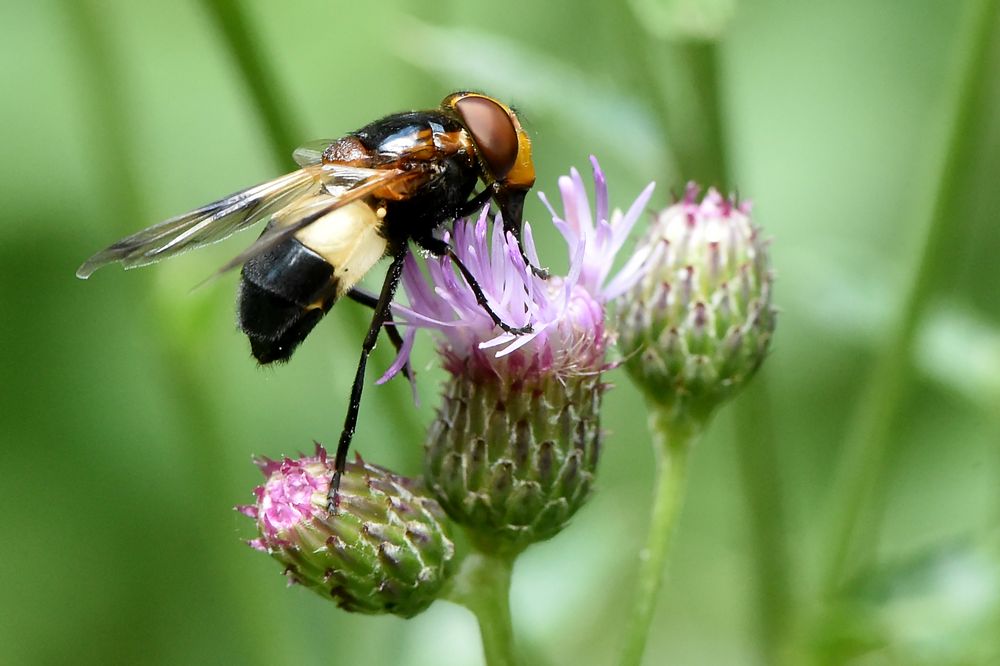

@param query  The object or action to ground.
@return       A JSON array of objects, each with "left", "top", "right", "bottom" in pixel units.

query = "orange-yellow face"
[{"left": 442, "top": 92, "right": 535, "bottom": 191}]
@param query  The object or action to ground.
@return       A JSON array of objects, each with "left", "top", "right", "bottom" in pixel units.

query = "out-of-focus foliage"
[{"left": 1, "top": 0, "right": 997, "bottom": 664}]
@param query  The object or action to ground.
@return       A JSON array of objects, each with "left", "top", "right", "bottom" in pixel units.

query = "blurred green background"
[{"left": 2, "top": 0, "right": 998, "bottom": 664}]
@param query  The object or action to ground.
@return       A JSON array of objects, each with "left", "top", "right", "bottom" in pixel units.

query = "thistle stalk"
[
  {"left": 621, "top": 407, "right": 699, "bottom": 666},
  {"left": 447, "top": 551, "right": 519, "bottom": 666}
]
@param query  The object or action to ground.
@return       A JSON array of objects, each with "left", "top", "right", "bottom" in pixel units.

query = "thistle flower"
[
  {"left": 237, "top": 444, "right": 455, "bottom": 617},
  {"left": 616, "top": 183, "right": 776, "bottom": 427},
  {"left": 384, "top": 157, "right": 654, "bottom": 554}
]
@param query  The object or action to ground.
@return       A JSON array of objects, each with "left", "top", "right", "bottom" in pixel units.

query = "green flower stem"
[
  {"left": 819, "top": 0, "right": 999, "bottom": 596},
  {"left": 447, "top": 550, "right": 519, "bottom": 666},
  {"left": 621, "top": 406, "right": 698, "bottom": 666}
]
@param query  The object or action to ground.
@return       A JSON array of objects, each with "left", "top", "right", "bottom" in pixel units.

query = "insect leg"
[
  {"left": 496, "top": 188, "right": 550, "bottom": 279},
  {"left": 416, "top": 235, "right": 533, "bottom": 336},
  {"left": 346, "top": 287, "right": 412, "bottom": 381},
  {"left": 503, "top": 215, "right": 549, "bottom": 279},
  {"left": 453, "top": 188, "right": 493, "bottom": 218},
  {"left": 455, "top": 189, "right": 546, "bottom": 279},
  {"left": 328, "top": 250, "right": 409, "bottom": 512}
]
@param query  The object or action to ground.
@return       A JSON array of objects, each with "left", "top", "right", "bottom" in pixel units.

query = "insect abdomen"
[{"left": 238, "top": 238, "right": 338, "bottom": 364}]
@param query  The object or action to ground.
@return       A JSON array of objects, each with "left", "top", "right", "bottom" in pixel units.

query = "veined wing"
[
  {"left": 197, "top": 166, "right": 428, "bottom": 283},
  {"left": 76, "top": 169, "right": 324, "bottom": 278},
  {"left": 76, "top": 164, "right": 405, "bottom": 279}
]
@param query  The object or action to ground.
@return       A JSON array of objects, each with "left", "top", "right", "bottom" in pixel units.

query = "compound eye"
[{"left": 454, "top": 96, "right": 519, "bottom": 180}]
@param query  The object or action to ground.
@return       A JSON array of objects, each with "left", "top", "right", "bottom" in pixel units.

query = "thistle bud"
[
  {"left": 237, "top": 445, "right": 455, "bottom": 617},
  {"left": 424, "top": 321, "right": 606, "bottom": 555},
  {"left": 617, "top": 183, "right": 776, "bottom": 425},
  {"left": 384, "top": 159, "right": 654, "bottom": 554}
]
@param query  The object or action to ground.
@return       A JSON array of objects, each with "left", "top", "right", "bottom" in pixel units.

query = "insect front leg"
[
  {"left": 495, "top": 187, "right": 550, "bottom": 279},
  {"left": 416, "top": 235, "right": 533, "bottom": 336},
  {"left": 453, "top": 189, "right": 549, "bottom": 281},
  {"left": 347, "top": 287, "right": 412, "bottom": 382},
  {"left": 453, "top": 188, "right": 493, "bottom": 219},
  {"left": 328, "top": 250, "right": 409, "bottom": 512}
]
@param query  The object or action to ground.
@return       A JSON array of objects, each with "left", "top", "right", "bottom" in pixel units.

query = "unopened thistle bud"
[
  {"left": 384, "top": 158, "right": 654, "bottom": 554},
  {"left": 617, "top": 184, "right": 776, "bottom": 426},
  {"left": 237, "top": 445, "right": 455, "bottom": 617}
]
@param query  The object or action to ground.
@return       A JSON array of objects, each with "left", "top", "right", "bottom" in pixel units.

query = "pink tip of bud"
[
  {"left": 313, "top": 442, "right": 328, "bottom": 461},
  {"left": 720, "top": 196, "right": 733, "bottom": 217},
  {"left": 693, "top": 302, "right": 708, "bottom": 328},
  {"left": 248, "top": 538, "right": 268, "bottom": 552},
  {"left": 683, "top": 181, "right": 701, "bottom": 205},
  {"left": 235, "top": 504, "right": 258, "bottom": 518},
  {"left": 253, "top": 455, "right": 281, "bottom": 477}
]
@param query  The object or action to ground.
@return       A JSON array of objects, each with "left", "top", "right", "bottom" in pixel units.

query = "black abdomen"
[{"left": 238, "top": 235, "right": 338, "bottom": 364}]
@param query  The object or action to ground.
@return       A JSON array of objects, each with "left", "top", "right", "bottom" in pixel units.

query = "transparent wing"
[
  {"left": 76, "top": 168, "right": 326, "bottom": 278},
  {"left": 292, "top": 139, "right": 336, "bottom": 167},
  {"left": 196, "top": 167, "right": 427, "bottom": 284},
  {"left": 76, "top": 164, "right": 404, "bottom": 279}
]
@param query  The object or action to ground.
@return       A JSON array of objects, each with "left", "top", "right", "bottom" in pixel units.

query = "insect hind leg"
[
  {"left": 327, "top": 250, "right": 409, "bottom": 512},
  {"left": 347, "top": 287, "right": 413, "bottom": 381}
]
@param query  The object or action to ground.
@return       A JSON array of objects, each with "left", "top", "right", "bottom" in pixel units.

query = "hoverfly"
[{"left": 77, "top": 91, "right": 541, "bottom": 507}]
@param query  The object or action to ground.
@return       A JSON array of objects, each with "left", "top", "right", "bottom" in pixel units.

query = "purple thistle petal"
[
  {"left": 538, "top": 191, "right": 559, "bottom": 221},
  {"left": 558, "top": 175, "right": 580, "bottom": 235},
  {"left": 590, "top": 155, "right": 609, "bottom": 225},
  {"left": 493, "top": 324, "right": 547, "bottom": 358},
  {"left": 521, "top": 222, "right": 542, "bottom": 270},
  {"left": 389, "top": 157, "right": 654, "bottom": 379},
  {"left": 569, "top": 168, "right": 594, "bottom": 237},
  {"left": 376, "top": 325, "right": 416, "bottom": 387},
  {"left": 603, "top": 244, "right": 655, "bottom": 301},
  {"left": 608, "top": 182, "right": 656, "bottom": 261}
]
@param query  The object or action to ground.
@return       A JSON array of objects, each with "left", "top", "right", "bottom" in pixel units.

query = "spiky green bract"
[
  {"left": 618, "top": 184, "right": 776, "bottom": 428},
  {"left": 426, "top": 360, "right": 603, "bottom": 556},
  {"left": 238, "top": 445, "right": 455, "bottom": 618}
]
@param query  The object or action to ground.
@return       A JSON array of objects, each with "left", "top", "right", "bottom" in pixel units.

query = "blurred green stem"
[
  {"left": 732, "top": 377, "right": 792, "bottom": 663},
  {"left": 621, "top": 3, "right": 728, "bottom": 188},
  {"left": 448, "top": 550, "right": 519, "bottom": 666},
  {"left": 198, "top": 0, "right": 421, "bottom": 441},
  {"left": 199, "top": 0, "right": 302, "bottom": 164},
  {"left": 64, "top": 1, "right": 281, "bottom": 661},
  {"left": 819, "top": 0, "right": 999, "bottom": 597},
  {"left": 621, "top": 406, "right": 698, "bottom": 666}
]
